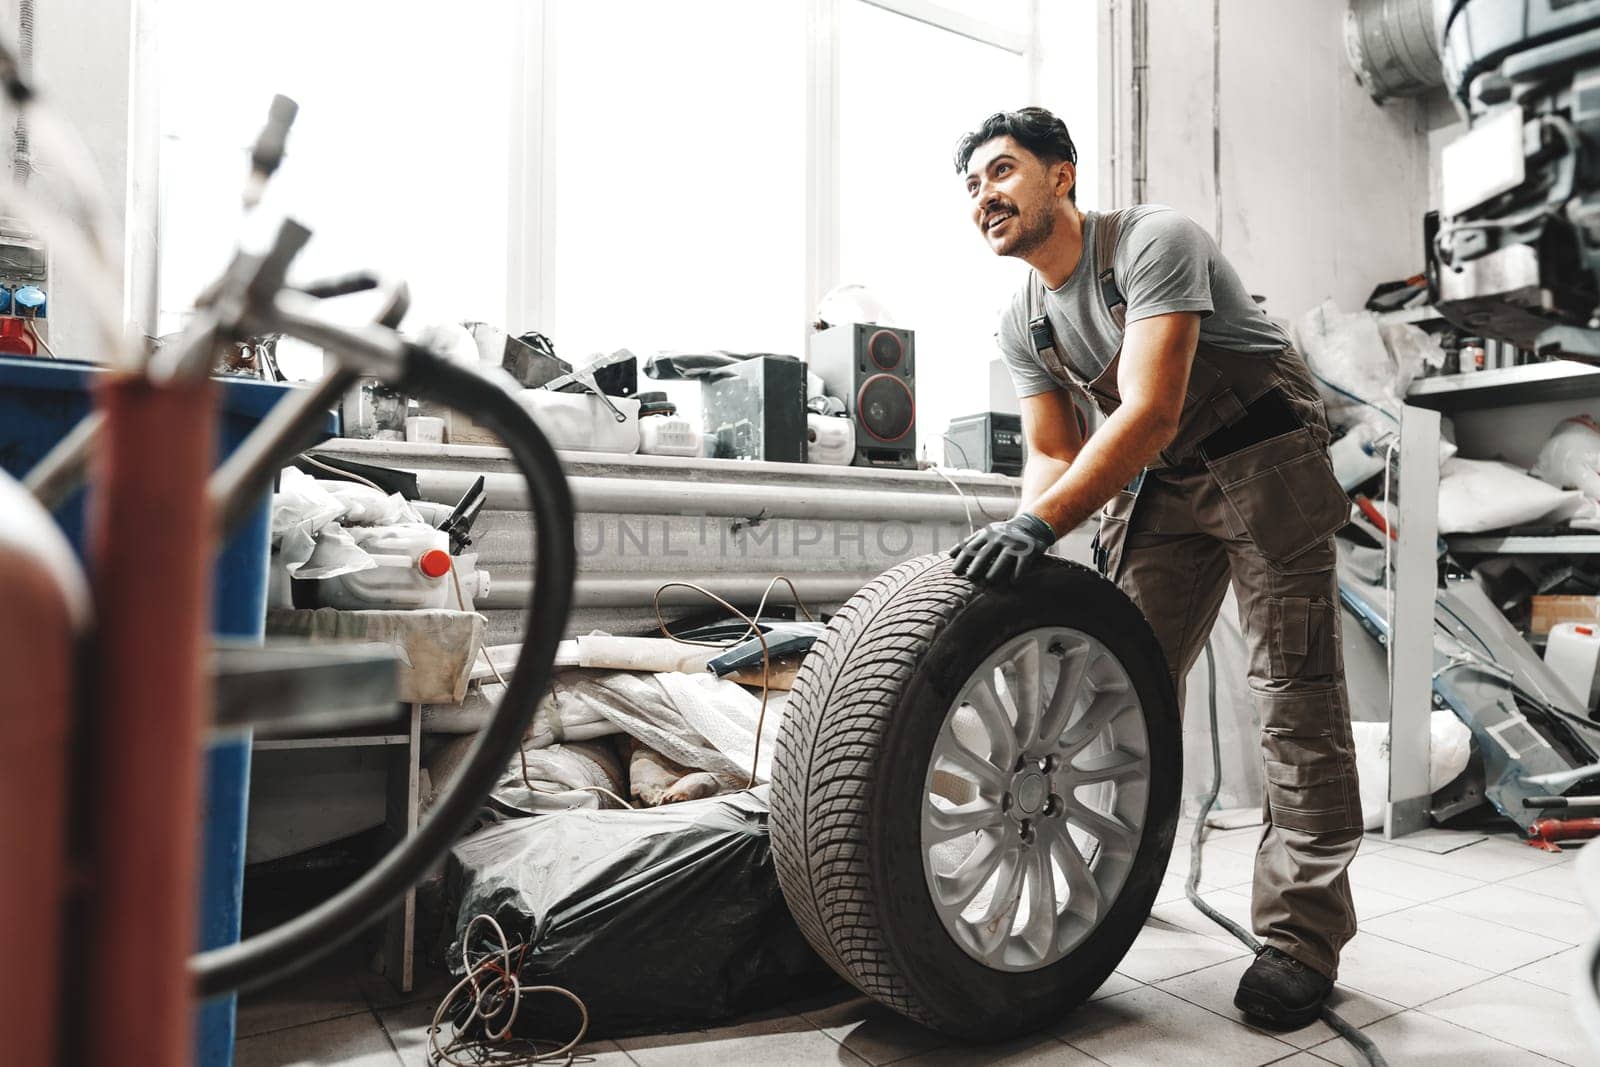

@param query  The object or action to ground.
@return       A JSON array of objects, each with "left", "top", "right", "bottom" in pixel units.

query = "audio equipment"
[
  {"left": 806, "top": 323, "right": 916, "bottom": 469},
  {"left": 701, "top": 355, "right": 808, "bottom": 462},
  {"left": 944, "top": 412, "right": 1024, "bottom": 476}
]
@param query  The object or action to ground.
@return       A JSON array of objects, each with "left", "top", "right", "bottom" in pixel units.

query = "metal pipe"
[
  {"left": 79, "top": 375, "right": 216, "bottom": 1067},
  {"left": 1344, "top": 0, "right": 1444, "bottom": 103},
  {"left": 209, "top": 368, "right": 357, "bottom": 536},
  {"left": 1522, "top": 795, "right": 1600, "bottom": 810},
  {"left": 0, "top": 473, "right": 88, "bottom": 1067},
  {"left": 22, "top": 408, "right": 101, "bottom": 510},
  {"left": 406, "top": 468, "right": 1017, "bottom": 524},
  {"left": 482, "top": 573, "right": 875, "bottom": 611}
]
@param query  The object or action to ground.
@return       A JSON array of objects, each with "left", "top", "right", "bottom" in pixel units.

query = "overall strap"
[
  {"left": 1092, "top": 207, "right": 1131, "bottom": 330},
  {"left": 1026, "top": 270, "right": 1082, "bottom": 390}
]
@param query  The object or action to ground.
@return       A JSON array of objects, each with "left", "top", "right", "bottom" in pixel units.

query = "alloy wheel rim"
[{"left": 920, "top": 627, "right": 1151, "bottom": 972}]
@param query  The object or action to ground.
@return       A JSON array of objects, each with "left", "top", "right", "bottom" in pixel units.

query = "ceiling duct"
[{"left": 1345, "top": 0, "right": 1446, "bottom": 102}]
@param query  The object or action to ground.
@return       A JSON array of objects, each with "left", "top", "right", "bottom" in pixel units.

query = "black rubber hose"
[
  {"left": 1185, "top": 641, "right": 1387, "bottom": 1067},
  {"left": 192, "top": 345, "right": 576, "bottom": 996}
]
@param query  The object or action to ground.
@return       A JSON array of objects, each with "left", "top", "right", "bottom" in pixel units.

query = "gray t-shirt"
[{"left": 997, "top": 205, "right": 1289, "bottom": 397}]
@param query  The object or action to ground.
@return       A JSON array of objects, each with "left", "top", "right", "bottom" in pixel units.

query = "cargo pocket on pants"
[
  {"left": 1206, "top": 428, "right": 1348, "bottom": 565},
  {"left": 1267, "top": 595, "right": 1340, "bottom": 679},
  {"left": 1093, "top": 486, "right": 1140, "bottom": 581},
  {"left": 1262, "top": 732, "right": 1360, "bottom": 834}
]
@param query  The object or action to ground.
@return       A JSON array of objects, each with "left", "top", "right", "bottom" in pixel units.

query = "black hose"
[
  {"left": 191, "top": 345, "right": 576, "bottom": 996},
  {"left": 1186, "top": 641, "right": 1387, "bottom": 1067}
]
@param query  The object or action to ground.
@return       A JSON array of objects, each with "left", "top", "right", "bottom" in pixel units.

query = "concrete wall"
[
  {"left": 1136, "top": 0, "right": 1439, "bottom": 813},
  {"left": 1144, "top": 0, "right": 1436, "bottom": 325}
]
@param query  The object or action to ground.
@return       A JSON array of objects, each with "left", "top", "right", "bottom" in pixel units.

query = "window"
[
  {"left": 838, "top": 0, "right": 1029, "bottom": 447},
  {"left": 157, "top": 0, "right": 518, "bottom": 375},
  {"left": 544, "top": 0, "right": 807, "bottom": 364},
  {"left": 537, "top": 0, "right": 807, "bottom": 421},
  {"left": 152, "top": 0, "right": 1100, "bottom": 435}
]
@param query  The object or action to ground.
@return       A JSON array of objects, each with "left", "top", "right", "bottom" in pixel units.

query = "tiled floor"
[{"left": 235, "top": 822, "right": 1597, "bottom": 1066}]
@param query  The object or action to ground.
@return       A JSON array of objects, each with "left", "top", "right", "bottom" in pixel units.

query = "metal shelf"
[
  {"left": 1406, "top": 360, "right": 1600, "bottom": 412},
  {"left": 1376, "top": 305, "right": 1444, "bottom": 327},
  {"left": 253, "top": 734, "right": 410, "bottom": 751},
  {"left": 1447, "top": 534, "right": 1600, "bottom": 554}
]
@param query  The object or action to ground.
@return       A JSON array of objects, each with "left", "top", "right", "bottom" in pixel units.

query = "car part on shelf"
[{"left": 1338, "top": 560, "right": 1600, "bottom": 833}]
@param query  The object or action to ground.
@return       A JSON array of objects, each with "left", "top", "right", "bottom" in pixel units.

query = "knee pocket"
[
  {"left": 1254, "top": 595, "right": 1340, "bottom": 680},
  {"left": 1262, "top": 731, "right": 1362, "bottom": 835}
]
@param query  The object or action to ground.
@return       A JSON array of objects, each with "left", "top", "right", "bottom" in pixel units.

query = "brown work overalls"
[{"left": 1027, "top": 209, "right": 1363, "bottom": 978}]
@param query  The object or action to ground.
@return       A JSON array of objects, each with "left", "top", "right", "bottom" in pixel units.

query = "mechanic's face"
[{"left": 964, "top": 136, "right": 1071, "bottom": 258}]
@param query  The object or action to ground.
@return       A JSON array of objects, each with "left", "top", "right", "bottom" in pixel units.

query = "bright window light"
[
  {"left": 546, "top": 0, "right": 807, "bottom": 367},
  {"left": 839, "top": 0, "right": 1030, "bottom": 450},
  {"left": 157, "top": 0, "right": 517, "bottom": 375}
]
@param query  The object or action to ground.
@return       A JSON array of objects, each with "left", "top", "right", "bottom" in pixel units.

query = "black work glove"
[{"left": 949, "top": 512, "right": 1057, "bottom": 586}]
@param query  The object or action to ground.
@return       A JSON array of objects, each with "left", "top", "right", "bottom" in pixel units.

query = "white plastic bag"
[
  {"left": 1534, "top": 416, "right": 1600, "bottom": 501},
  {"left": 1295, "top": 301, "right": 1407, "bottom": 427},
  {"left": 291, "top": 525, "right": 378, "bottom": 580},
  {"left": 321, "top": 481, "right": 423, "bottom": 526},
  {"left": 1436, "top": 457, "right": 1587, "bottom": 533},
  {"left": 271, "top": 467, "right": 347, "bottom": 568},
  {"left": 1353, "top": 711, "right": 1474, "bottom": 830}
]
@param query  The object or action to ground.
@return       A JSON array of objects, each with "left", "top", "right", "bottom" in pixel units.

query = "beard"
[{"left": 998, "top": 202, "right": 1056, "bottom": 258}]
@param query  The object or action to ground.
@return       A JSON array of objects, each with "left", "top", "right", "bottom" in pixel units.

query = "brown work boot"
[{"left": 1233, "top": 947, "right": 1332, "bottom": 1030}]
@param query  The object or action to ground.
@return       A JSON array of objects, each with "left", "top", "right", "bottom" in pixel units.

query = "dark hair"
[{"left": 953, "top": 107, "right": 1078, "bottom": 200}]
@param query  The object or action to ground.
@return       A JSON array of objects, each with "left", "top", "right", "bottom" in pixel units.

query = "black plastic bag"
[{"left": 445, "top": 788, "right": 836, "bottom": 1037}]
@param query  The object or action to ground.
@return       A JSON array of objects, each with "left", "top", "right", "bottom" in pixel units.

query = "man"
[{"left": 948, "top": 107, "right": 1362, "bottom": 1030}]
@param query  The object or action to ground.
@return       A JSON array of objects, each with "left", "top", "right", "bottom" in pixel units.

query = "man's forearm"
[
  {"left": 1028, "top": 406, "right": 1173, "bottom": 534},
  {"left": 1020, "top": 453, "right": 1072, "bottom": 514}
]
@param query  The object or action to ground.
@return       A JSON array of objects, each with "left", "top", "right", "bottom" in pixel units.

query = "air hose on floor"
[{"left": 1186, "top": 641, "right": 1387, "bottom": 1067}]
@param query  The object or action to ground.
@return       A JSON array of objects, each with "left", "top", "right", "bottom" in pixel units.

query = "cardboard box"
[
  {"left": 1531, "top": 595, "right": 1600, "bottom": 636},
  {"left": 416, "top": 399, "right": 501, "bottom": 446}
]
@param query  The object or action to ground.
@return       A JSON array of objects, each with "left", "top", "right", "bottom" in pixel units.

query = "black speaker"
[{"left": 806, "top": 324, "right": 916, "bottom": 468}]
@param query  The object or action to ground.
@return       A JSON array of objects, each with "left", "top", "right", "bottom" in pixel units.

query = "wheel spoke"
[
  {"left": 926, "top": 799, "right": 1003, "bottom": 845},
  {"left": 1060, "top": 688, "right": 1136, "bottom": 756},
  {"left": 967, "top": 675, "right": 1017, "bottom": 770},
  {"left": 1044, "top": 819, "right": 1103, "bottom": 924},
  {"left": 1061, "top": 799, "right": 1138, "bottom": 852},
  {"left": 1039, "top": 638, "right": 1091, "bottom": 743},
  {"left": 974, "top": 850, "right": 1027, "bottom": 960},
  {"left": 1068, "top": 747, "right": 1144, "bottom": 786},
  {"left": 934, "top": 727, "right": 1007, "bottom": 796},
  {"left": 1019, "top": 845, "right": 1058, "bottom": 960},
  {"left": 922, "top": 626, "right": 1151, "bottom": 974},
  {"left": 1008, "top": 638, "right": 1043, "bottom": 749},
  {"left": 936, "top": 828, "right": 1007, "bottom": 910}
]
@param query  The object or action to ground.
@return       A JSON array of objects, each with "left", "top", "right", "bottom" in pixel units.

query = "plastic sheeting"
[
  {"left": 446, "top": 789, "right": 833, "bottom": 1037},
  {"left": 532, "top": 669, "right": 785, "bottom": 788},
  {"left": 487, "top": 740, "right": 628, "bottom": 814},
  {"left": 1296, "top": 301, "right": 1440, "bottom": 428}
]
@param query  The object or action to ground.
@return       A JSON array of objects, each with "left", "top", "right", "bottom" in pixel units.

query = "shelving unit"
[
  {"left": 1389, "top": 363, "right": 1600, "bottom": 837},
  {"left": 251, "top": 705, "right": 422, "bottom": 993},
  {"left": 1406, "top": 360, "right": 1600, "bottom": 413},
  {"left": 1447, "top": 534, "right": 1600, "bottom": 554},
  {"left": 1375, "top": 304, "right": 1444, "bottom": 327}
]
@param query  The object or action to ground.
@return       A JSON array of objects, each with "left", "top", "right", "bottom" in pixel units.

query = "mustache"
[{"left": 982, "top": 201, "right": 1018, "bottom": 226}]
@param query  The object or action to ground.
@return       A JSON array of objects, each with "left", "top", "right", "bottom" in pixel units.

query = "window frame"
[
  {"left": 508, "top": 0, "right": 1058, "bottom": 356},
  {"left": 146, "top": 1, "right": 1100, "bottom": 378}
]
